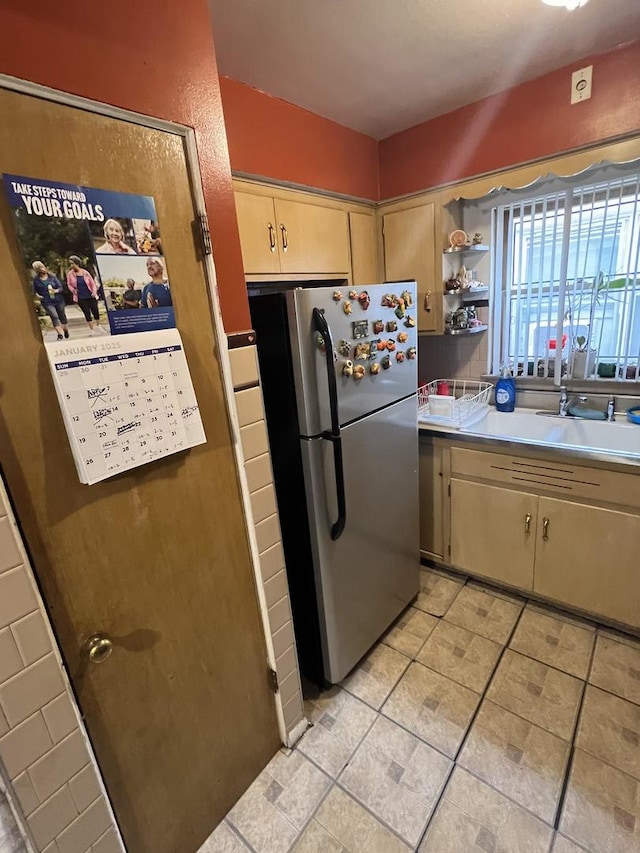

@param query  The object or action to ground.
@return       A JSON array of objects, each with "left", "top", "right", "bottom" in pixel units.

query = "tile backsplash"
[{"left": 418, "top": 333, "right": 489, "bottom": 386}]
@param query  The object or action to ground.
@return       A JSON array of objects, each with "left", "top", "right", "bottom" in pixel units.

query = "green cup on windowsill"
[{"left": 597, "top": 362, "right": 617, "bottom": 378}]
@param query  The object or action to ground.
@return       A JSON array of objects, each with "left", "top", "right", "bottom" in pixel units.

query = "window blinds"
[{"left": 491, "top": 171, "right": 640, "bottom": 384}]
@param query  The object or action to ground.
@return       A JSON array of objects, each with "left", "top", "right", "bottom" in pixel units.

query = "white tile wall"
[
  {"left": 0, "top": 480, "right": 125, "bottom": 853},
  {"left": 229, "top": 341, "right": 305, "bottom": 736}
]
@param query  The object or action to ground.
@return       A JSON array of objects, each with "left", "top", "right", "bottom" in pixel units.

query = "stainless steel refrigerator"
[{"left": 248, "top": 280, "right": 419, "bottom": 686}]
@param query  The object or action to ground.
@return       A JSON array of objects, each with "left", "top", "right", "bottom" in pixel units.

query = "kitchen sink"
[{"left": 460, "top": 408, "right": 640, "bottom": 458}]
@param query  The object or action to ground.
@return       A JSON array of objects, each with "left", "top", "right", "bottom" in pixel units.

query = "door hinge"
[
  {"left": 197, "top": 212, "right": 212, "bottom": 256},
  {"left": 269, "top": 667, "right": 279, "bottom": 693}
]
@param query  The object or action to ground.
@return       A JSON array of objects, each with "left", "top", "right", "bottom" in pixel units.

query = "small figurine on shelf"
[
  {"left": 445, "top": 275, "right": 462, "bottom": 293},
  {"left": 472, "top": 232, "right": 484, "bottom": 245},
  {"left": 466, "top": 305, "right": 481, "bottom": 328},
  {"left": 459, "top": 264, "right": 469, "bottom": 289}
]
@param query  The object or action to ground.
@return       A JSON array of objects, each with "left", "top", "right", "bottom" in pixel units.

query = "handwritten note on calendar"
[{"left": 45, "top": 328, "right": 206, "bottom": 484}]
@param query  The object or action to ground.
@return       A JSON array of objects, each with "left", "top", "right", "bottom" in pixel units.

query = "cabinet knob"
[
  {"left": 524, "top": 513, "right": 532, "bottom": 535},
  {"left": 542, "top": 517, "right": 550, "bottom": 540},
  {"left": 280, "top": 224, "right": 288, "bottom": 252},
  {"left": 267, "top": 223, "right": 276, "bottom": 252},
  {"left": 424, "top": 291, "right": 431, "bottom": 312}
]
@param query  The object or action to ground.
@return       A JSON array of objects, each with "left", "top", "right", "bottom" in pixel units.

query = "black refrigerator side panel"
[{"left": 248, "top": 291, "right": 325, "bottom": 685}]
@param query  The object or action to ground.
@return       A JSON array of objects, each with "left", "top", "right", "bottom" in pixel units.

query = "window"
[{"left": 491, "top": 169, "right": 640, "bottom": 382}]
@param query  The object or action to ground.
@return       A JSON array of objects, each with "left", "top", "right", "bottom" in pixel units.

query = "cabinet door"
[
  {"left": 535, "top": 498, "right": 640, "bottom": 628},
  {"left": 275, "top": 199, "right": 350, "bottom": 274},
  {"left": 349, "top": 211, "right": 379, "bottom": 285},
  {"left": 234, "top": 192, "right": 280, "bottom": 274},
  {"left": 419, "top": 439, "right": 445, "bottom": 559},
  {"left": 450, "top": 479, "right": 537, "bottom": 589},
  {"left": 383, "top": 204, "right": 439, "bottom": 333}
]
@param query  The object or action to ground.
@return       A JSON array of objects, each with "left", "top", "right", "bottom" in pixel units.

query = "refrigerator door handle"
[{"left": 312, "top": 307, "right": 346, "bottom": 540}]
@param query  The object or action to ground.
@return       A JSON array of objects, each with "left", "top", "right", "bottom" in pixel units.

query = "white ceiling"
[{"left": 208, "top": 0, "right": 640, "bottom": 139}]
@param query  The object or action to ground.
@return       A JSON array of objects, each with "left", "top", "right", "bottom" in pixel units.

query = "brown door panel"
[{"left": 0, "top": 88, "right": 278, "bottom": 853}]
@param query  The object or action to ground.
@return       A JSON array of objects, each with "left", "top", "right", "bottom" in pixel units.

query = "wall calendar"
[
  {"left": 2, "top": 172, "right": 207, "bottom": 484},
  {"left": 46, "top": 329, "right": 206, "bottom": 484}
]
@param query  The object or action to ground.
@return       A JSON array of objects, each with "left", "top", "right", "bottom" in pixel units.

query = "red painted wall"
[
  {"left": 379, "top": 41, "right": 640, "bottom": 200},
  {"left": 0, "top": 0, "right": 251, "bottom": 332},
  {"left": 220, "top": 77, "right": 379, "bottom": 201}
]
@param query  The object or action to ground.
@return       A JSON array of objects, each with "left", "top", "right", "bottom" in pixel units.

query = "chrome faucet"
[
  {"left": 559, "top": 386, "right": 569, "bottom": 417},
  {"left": 607, "top": 396, "right": 616, "bottom": 422}
]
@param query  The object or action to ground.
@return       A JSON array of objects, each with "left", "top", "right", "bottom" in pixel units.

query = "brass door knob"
[{"left": 84, "top": 633, "right": 113, "bottom": 664}]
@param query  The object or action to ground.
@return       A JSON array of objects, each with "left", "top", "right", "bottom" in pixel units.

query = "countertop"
[{"left": 419, "top": 409, "right": 640, "bottom": 472}]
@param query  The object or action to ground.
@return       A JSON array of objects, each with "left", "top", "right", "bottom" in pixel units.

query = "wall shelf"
[
  {"left": 443, "top": 244, "right": 490, "bottom": 256},
  {"left": 444, "top": 286, "right": 490, "bottom": 301},
  {"left": 444, "top": 324, "right": 488, "bottom": 336}
]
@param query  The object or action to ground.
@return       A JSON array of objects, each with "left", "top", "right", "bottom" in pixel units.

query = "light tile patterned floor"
[{"left": 201, "top": 567, "right": 640, "bottom": 853}]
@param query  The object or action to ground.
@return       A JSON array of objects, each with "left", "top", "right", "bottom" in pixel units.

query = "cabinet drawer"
[{"left": 450, "top": 446, "right": 640, "bottom": 510}]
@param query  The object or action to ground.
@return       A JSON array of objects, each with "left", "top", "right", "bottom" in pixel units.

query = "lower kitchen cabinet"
[
  {"left": 419, "top": 439, "right": 445, "bottom": 559},
  {"left": 428, "top": 439, "right": 640, "bottom": 630},
  {"left": 534, "top": 497, "right": 640, "bottom": 629},
  {"left": 450, "top": 478, "right": 537, "bottom": 590}
]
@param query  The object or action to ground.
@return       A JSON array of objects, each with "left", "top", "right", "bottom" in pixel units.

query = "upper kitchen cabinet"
[
  {"left": 235, "top": 192, "right": 281, "bottom": 275},
  {"left": 275, "top": 198, "right": 350, "bottom": 274},
  {"left": 234, "top": 186, "right": 351, "bottom": 276},
  {"left": 349, "top": 211, "right": 379, "bottom": 285},
  {"left": 383, "top": 203, "right": 441, "bottom": 333}
]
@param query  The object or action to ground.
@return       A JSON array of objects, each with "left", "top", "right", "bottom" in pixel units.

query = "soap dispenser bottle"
[{"left": 495, "top": 366, "right": 516, "bottom": 412}]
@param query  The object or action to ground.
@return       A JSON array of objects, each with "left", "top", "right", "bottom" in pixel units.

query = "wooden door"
[
  {"left": 234, "top": 192, "right": 280, "bottom": 274},
  {"left": 274, "top": 198, "right": 351, "bottom": 274},
  {"left": 349, "top": 211, "right": 379, "bottom": 285},
  {"left": 383, "top": 204, "right": 439, "bottom": 333},
  {"left": 535, "top": 498, "right": 640, "bottom": 628},
  {"left": 0, "top": 88, "right": 279, "bottom": 853},
  {"left": 419, "top": 438, "right": 445, "bottom": 559},
  {"left": 450, "top": 479, "right": 537, "bottom": 589}
]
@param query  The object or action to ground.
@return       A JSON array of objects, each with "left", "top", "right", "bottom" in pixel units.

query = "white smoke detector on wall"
[{"left": 542, "top": 0, "right": 589, "bottom": 8}]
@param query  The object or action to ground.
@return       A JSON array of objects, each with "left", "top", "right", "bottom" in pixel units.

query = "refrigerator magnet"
[
  {"left": 386, "top": 340, "right": 396, "bottom": 352},
  {"left": 338, "top": 340, "right": 351, "bottom": 357},
  {"left": 381, "top": 355, "right": 392, "bottom": 369},
  {"left": 401, "top": 289, "right": 414, "bottom": 307},
  {"left": 370, "top": 362, "right": 380, "bottom": 375},
  {"left": 407, "top": 347, "right": 417, "bottom": 359},
  {"left": 354, "top": 341, "right": 371, "bottom": 360},
  {"left": 351, "top": 320, "right": 369, "bottom": 339},
  {"left": 376, "top": 339, "right": 387, "bottom": 352},
  {"left": 373, "top": 319, "right": 384, "bottom": 335},
  {"left": 343, "top": 300, "right": 353, "bottom": 315},
  {"left": 357, "top": 291, "right": 370, "bottom": 310},
  {"left": 353, "top": 364, "right": 365, "bottom": 380},
  {"left": 397, "top": 331, "right": 409, "bottom": 343},
  {"left": 349, "top": 289, "right": 358, "bottom": 300},
  {"left": 396, "top": 350, "right": 406, "bottom": 363},
  {"left": 381, "top": 293, "right": 399, "bottom": 308},
  {"left": 394, "top": 303, "right": 406, "bottom": 319},
  {"left": 314, "top": 332, "right": 326, "bottom": 352},
  {"left": 404, "top": 315, "right": 416, "bottom": 327},
  {"left": 342, "top": 360, "right": 354, "bottom": 377},
  {"left": 332, "top": 290, "right": 343, "bottom": 301},
  {"left": 386, "top": 320, "right": 398, "bottom": 332}
]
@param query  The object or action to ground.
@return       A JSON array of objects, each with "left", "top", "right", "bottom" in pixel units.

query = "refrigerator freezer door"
[
  {"left": 301, "top": 394, "right": 419, "bottom": 684},
  {"left": 290, "top": 281, "right": 417, "bottom": 436}
]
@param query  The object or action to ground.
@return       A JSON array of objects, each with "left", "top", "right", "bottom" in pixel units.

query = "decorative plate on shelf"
[{"left": 449, "top": 229, "right": 468, "bottom": 248}]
